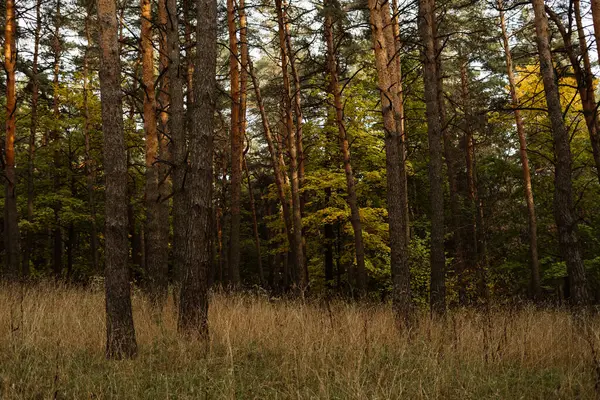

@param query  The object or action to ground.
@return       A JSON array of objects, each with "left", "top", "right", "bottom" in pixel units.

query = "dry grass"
[{"left": 0, "top": 283, "right": 599, "bottom": 399}]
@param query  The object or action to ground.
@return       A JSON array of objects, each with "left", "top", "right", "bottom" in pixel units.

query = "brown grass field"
[{"left": 0, "top": 283, "right": 599, "bottom": 399}]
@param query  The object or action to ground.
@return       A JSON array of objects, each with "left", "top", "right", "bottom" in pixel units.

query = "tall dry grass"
[{"left": 0, "top": 283, "right": 599, "bottom": 399}]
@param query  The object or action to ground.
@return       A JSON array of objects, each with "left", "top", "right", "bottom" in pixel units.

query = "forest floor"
[{"left": 0, "top": 283, "right": 598, "bottom": 399}]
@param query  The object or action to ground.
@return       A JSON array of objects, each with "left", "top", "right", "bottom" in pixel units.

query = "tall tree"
[
  {"left": 141, "top": 0, "right": 167, "bottom": 305},
  {"left": 323, "top": 0, "right": 367, "bottom": 293},
  {"left": 498, "top": 1, "right": 540, "bottom": 298},
  {"left": 97, "top": 0, "right": 138, "bottom": 359},
  {"left": 169, "top": 0, "right": 186, "bottom": 288},
  {"left": 3, "top": 0, "right": 20, "bottom": 279},
  {"left": 24, "top": 0, "right": 43, "bottom": 278},
  {"left": 178, "top": 0, "right": 217, "bottom": 336},
  {"left": 275, "top": 0, "right": 306, "bottom": 291},
  {"left": 227, "top": 0, "right": 242, "bottom": 286},
  {"left": 368, "top": 0, "right": 413, "bottom": 325},
  {"left": 419, "top": 0, "right": 445, "bottom": 314},
  {"left": 531, "top": 0, "right": 589, "bottom": 305}
]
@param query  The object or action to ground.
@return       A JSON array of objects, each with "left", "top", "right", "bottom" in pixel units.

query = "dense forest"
[{"left": 3, "top": 0, "right": 600, "bottom": 360}]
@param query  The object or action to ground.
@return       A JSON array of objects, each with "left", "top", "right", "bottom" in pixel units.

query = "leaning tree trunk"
[
  {"left": 3, "top": 0, "right": 21, "bottom": 279},
  {"left": 531, "top": 0, "right": 589, "bottom": 305},
  {"left": 499, "top": 2, "right": 540, "bottom": 298},
  {"left": 419, "top": 0, "right": 446, "bottom": 314},
  {"left": 324, "top": 0, "right": 367, "bottom": 293},
  {"left": 97, "top": 0, "right": 137, "bottom": 359},
  {"left": 369, "top": 0, "right": 413, "bottom": 326},
  {"left": 178, "top": 0, "right": 217, "bottom": 337}
]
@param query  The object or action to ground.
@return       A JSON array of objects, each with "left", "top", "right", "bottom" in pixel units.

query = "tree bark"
[
  {"left": 532, "top": 0, "right": 589, "bottom": 305},
  {"left": 168, "top": 0, "right": 186, "bottom": 291},
  {"left": 227, "top": 0, "right": 243, "bottom": 286},
  {"left": 157, "top": 0, "right": 171, "bottom": 298},
  {"left": 141, "top": 0, "right": 167, "bottom": 306},
  {"left": 418, "top": 0, "right": 445, "bottom": 314},
  {"left": 244, "top": 157, "right": 264, "bottom": 285},
  {"left": 324, "top": 0, "right": 367, "bottom": 293},
  {"left": 275, "top": 0, "right": 306, "bottom": 292},
  {"left": 369, "top": 0, "right": 413, "bottom": 325},
  {"left": 52, "top": 0, "right": 63, "bottom": 279},
  {"left": 24, "top": 0, "right": 42, "bottom": 278},
  {"left": 97, "top": 0, "right": 137, "bottom": 359},
  {"left": 84, "top": 6, "right": 100, "bottom": 274},
  {"left": 3, "top": 0, "right": 21, "bottom": 279},
  {"left": 499, "top": 2, "right": 540, "bottom": 298},
  {"left": 545, "top": 6, "right": 600, "bottom": 186},
  {"left": 178, "top": 0, "right": 217, "bottom": 337}
]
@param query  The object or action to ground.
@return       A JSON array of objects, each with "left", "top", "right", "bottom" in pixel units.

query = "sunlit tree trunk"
[
  {"left": 499, "top": 2, "right": 540, "bottom": 298},
  {"left": 275, "top": 0, "right": 306, "bottom": 292},
  {"left": 324, "top": 0, "right": 367, "bottom": 293},
  {"left": 97, "top": 0, "right": 137, "bottom": 359},
  {"left": 157, "top": 0, "right": 171, "bottom": 296},
  {"left": 3, "top": 0, "right": 20, "bottom": 279},
  {"left": 227, "top": 0, "right": 242, "bottom": 286},
  {"left": 369, "top": 0, "right": 413, "bottom": 325}
]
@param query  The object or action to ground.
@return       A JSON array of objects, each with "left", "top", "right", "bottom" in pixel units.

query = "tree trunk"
[
  {"left": 244, "top": 158, "right": 264, "bottom": 285},
  {"left": 275, "top": 0, "right": 306, "bottom": 292},
  {"left": 141, "top": 0, "right": 166, "bottom": 306},
  {"left": 84, "top": 7, "right": 100, "bottom": 274},
  {"left": 499, "top": 2, "right": 540, "bottom": 298},
  {"left": 546, "top": 6, "right": 600, "bottom": 186},
  {"left": 97, "top": 0, "right": 137, "bottom": 359},
  {"left": 3, "top": 0, "right": 20, "bottom": 279},
  {"left": 247, "top": 60, "right": 295, "bottom": 264},
  {"left": 178, "top": 0, "right": 217, "bottom": 337},
  {"left": 532, "top": 0, "right": 589, "bottom": 305},
  {"left": 324, "top": 0, "right": 367, "bottom": 293},
  {"left": 418, "top": 0, "right": 445, "bottom": 314},
  {"left": 52, "top": 0, "right": 63, "bottom": 279},
  {"left": 369, "top": 0, "right": 413, "bottom": 325},
  {"left": 24, "top": 0, "right": 42, "bottom": 279},
  {"left": 169, "top": 0, "right": 186, "bottom": 291},
  {"left": 227, "top": 0, "right": 242, "bottom": 286},
  {"left": 157, "top": 0, "right": 171, "bottom": 298}
]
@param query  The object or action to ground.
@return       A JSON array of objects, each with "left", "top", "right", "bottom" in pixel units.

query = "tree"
[
  {"left": 368, "top": 0, "right": 413, "bottom": 325},
  {"left": 498, "top": 1, "right": 540, "bottom": 298},
  {"left": 97, "top": 0, "right": 138, "bottom": 359},
  {"left": 275, "top": 0, "right": 306, "bottom": 292},
  {"left": 178, "top": 0, "right": 217, "bottom": 336},
  {"left": 531, "top": 0, "right": 589, "bottom": 305},
  {"left": 3, "top": 0, "right": 21, "bottom": 279},
  {"left": 323, "top": 0, "right": 366, "bottom": 293},
  {"left": 227, "top": 0, "right": 242, "bottom": 286},
  {"left": 141, "top": 0, "right": 167, "bottom": 305},
  {"left": 418, "top": 0, "right": 445, "bottom": 314}
]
